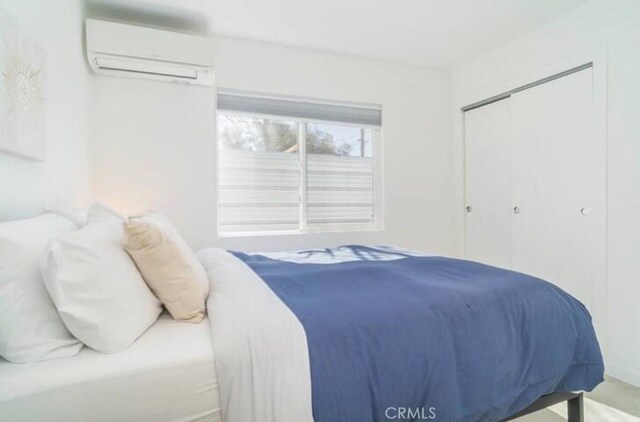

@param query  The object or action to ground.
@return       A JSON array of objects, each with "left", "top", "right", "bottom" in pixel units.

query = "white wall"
[
  {"left": 452, "top": 0, "right": 640, "bottom": 386},
  {"left": 0, "top": 0, "right": 92, "bottom": 220},
  {"left": 92, "top": 36, "right": 456, "bottom": 254}
]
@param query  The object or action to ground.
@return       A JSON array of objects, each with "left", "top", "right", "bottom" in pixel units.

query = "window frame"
[{"left": 216, "top": 99, "right": 385, "bottom": 238}]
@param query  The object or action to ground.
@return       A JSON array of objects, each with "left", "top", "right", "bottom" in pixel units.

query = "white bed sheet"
[
  {"left": 0, "top": 314, "right": 222, "bottom": 422},
  {"left": 199, "top": 248, "right": 313, "bottom": 422}
]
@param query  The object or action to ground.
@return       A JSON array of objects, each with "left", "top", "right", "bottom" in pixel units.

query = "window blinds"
[
  {"left": 218, "top": 149, "right": 301, "bottom": 233},
  {"left": 217, "top": 92, "right": 382, "bottom": 127}
]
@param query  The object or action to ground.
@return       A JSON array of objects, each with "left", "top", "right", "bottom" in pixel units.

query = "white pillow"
[
  {"left": 0, "top": 214, "right": 83, "bottom": 363},
  {"left": 43, "top": 205, "right": 89, "bottom": 227},
  {"left": 42, "top": 204, "right": 162, "bottom": 353}
]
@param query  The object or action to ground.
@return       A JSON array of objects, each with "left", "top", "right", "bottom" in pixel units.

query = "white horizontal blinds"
[
  {"left": 306, "top": 123, "right": 374, "bottom": 229},
  {"left": 217, "top": 92, "right": 382, "bottom": 126},
  {"left": 218, "top": 114, "right": 300, "bottom": 234},
  {"left": 217, "top": 91, "right": 381, "bottom": 235}
]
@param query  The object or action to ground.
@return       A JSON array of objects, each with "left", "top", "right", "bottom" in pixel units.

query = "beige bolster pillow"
[{"left": 123, "top": 212, "right": 209, "bottom": 323}]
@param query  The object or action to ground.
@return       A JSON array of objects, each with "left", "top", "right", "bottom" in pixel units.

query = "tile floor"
[{"left": 515, "top": 376, "right": 640, "bottom": 421}]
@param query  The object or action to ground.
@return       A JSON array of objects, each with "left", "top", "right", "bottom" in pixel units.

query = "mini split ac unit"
[{"left": 85, "top": 19, "right": 214, "bottom": 86}]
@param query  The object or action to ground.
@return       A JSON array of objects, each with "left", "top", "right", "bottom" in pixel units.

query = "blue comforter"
[{"left": 232, "top": 246, "right": 604, "bottom": 421}]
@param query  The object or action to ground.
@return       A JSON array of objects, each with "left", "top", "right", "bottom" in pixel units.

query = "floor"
[{"left": 515, "top": 376, "right": 640, "bottom": 421}]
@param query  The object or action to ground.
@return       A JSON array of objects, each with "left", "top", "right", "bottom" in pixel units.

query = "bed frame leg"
[{"left": 567, "top": 392, "right": 584, "bottom": 422}]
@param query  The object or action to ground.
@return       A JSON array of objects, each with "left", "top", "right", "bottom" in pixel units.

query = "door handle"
[
  {"left": 466, "top": 205, "right": 472, "bottom": 213},
  {"left": 580, "top": 207, "right": 591, "bottom": 216},
  {"left": 513, "top": 206, "right": 521, "bottom": 214}
]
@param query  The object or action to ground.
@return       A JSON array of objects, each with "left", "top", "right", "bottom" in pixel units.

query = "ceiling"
[{"left": 89, "top": 0, "right": 585, "bottom": 68}]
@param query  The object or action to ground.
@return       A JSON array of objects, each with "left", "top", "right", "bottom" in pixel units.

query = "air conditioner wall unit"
[{"left": 86, "top": 19, "right": 215, "bottom": 86}]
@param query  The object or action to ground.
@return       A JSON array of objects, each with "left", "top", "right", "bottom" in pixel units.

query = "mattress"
[{"left": 0, "top": 314, "right": 222, "bottom": 422}]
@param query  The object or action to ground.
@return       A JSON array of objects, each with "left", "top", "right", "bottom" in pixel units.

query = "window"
[{"left": 217, "top": 91, "right": 383, "bottom": 236}]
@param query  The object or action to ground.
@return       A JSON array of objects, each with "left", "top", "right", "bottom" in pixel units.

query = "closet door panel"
[
  {"left": 510, "top": 68, "right": 605, "bottom": 311},
  {"left": 464, "top": 99, "right": 512, "bottom": 268}
]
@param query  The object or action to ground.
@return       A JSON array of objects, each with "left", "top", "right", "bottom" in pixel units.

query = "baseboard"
[{"left": 607, "top": 363, "right": 640, "bottom": 388}]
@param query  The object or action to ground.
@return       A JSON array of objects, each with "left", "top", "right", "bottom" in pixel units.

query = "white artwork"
[{"left": 0, "top": 9, "right": 45, "bottom": 161}]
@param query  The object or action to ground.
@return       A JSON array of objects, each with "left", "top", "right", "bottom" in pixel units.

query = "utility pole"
[{"left": 359, "top": 128, "right": 365, "bottom": 157}]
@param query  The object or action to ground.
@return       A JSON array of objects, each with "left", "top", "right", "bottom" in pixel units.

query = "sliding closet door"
[
  {"left": 464, "top": 99, "right": 512, "bottom": 268},
  {"left": 510, "top": 68, "right": 606, "bottom": 310}
]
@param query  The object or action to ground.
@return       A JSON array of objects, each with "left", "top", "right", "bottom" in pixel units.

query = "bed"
[
  {"left": 1, "top": 244, "right": 603, "bottom": 422},
  {"left": 0, "top": 314, "right": 222, "bottom": 422}
]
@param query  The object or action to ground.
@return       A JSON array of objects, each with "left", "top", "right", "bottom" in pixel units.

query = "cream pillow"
[{"left": 123, "top": 212, "right": 209, "bottom": 323}]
